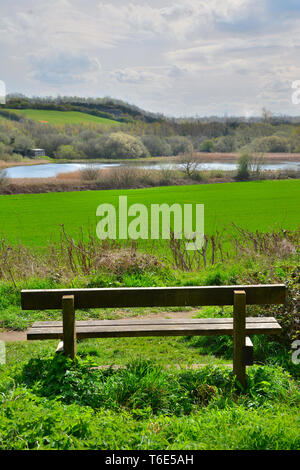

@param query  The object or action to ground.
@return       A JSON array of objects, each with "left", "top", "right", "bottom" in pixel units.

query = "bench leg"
[
  {"left": 62, "top": 295, "right": 76, "bottom": 360},
  {"left": 233, "top": 290, "right": 246, "bottom": 389}
]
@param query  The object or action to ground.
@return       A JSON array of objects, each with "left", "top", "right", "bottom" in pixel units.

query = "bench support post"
[
  {"left": 233, "top": 290, "right": 246, "bottom": 389},
  {"left": 62, "top": 295, "right": 76, "bottom": 360}
]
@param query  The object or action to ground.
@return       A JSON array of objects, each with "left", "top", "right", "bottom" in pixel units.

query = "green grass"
[
  {"left": 0, "top": 355, "right": 299, "bottom": 450},
  {"left": 5, "top": 336, "right": 229, "bottom": 368},
  {"left": 4, "top": 108, "right": 121, "bottom": 127},
  {"left": 0, "top": 179, "right": 299, "bottom": 247}
]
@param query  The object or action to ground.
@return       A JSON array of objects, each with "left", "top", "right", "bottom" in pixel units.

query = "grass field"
[
  {"left": 4, "top": 108, "right": 121, "bottom": 127},
  {"left": 0, "top": 179, "right": 299, "bottom": 247},
  {"left": 0, "top": 179, "right": 299, "bottom": 450}
]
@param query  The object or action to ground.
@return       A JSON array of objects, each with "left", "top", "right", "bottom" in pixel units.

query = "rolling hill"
[{"left": 3, "top": 108, "right": 121, "bottom": 127}]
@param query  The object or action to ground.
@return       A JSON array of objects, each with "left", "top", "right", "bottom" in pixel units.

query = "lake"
[{"left": 3, "top": 160, "right": 300, "bottom": 179}]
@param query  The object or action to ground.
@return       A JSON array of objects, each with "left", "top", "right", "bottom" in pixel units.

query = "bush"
[
  {"left": 200, "top": 139, "right": 214, "bottom": 152},
  {"left": 142, "top": 135, "right": 172, "bottom": 157},
  {"left": 54, "top": 144, "right": 82, "bottom": 159},
  {"left": 38, "top": 133, "right": 73, "bottom": 157},
  {"left": 13, "top": 134, "right": 35, "bottom": 156},
  {"left": 250, "top": 135, "right": 290, "bottom": 153},
  {"left": 166, "top": 136, "right": 193, "bottom": 155},
  {"left": 104, "top": 132, "right": 149, "bottom": 159},
  {"left": 236, "top": 153, "right": 252, "bottom": 181},
  {"left": 79, "top": 164, "right": 99, "bottom": 181},
  {"left": 213, "top": 135, "right": 235, "bottom": 153}
]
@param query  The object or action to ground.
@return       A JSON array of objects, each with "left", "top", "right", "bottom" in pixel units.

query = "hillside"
[
  {"left": 2, "top": 108, "right": 121, "bottom": 127},
  {"left": 2, "top": 95, "right": 163, "bottom": 124}
]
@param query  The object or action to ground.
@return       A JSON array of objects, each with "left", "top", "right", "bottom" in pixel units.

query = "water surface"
[{"left": 4, "top": 160, "right": 300, "bottom": 179}]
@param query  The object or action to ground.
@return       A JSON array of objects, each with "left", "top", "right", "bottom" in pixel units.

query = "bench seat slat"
[
  {"left": 31, "top": 317, "right": 279, "bottom": 327},
  {"left": 27, "top": 317, "right": 281, "bottom": 340}
]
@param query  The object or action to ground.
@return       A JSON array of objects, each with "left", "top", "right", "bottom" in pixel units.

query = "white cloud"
[{"left": 1, "top": 0, "right": 300, "bottom": 116}]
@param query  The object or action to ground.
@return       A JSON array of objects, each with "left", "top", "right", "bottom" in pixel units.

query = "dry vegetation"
[{"left": 0, "top": 226, "right": 162, "bottom": 284}]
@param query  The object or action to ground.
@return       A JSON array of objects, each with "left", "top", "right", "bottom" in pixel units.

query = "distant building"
[{"left": 29, "top": 148, "right": 45, "bottom": 158}]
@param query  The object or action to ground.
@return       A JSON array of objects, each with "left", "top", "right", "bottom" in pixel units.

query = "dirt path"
[{"left": 0, "top": 331, "right": 28, "bottom": 342}]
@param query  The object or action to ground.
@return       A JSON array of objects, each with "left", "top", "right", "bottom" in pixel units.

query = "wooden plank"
[
  {"left": 21, "top": 284, "right": 286, "bottom": 310},
  {"left": 26, "top": 321, "right": 281, "bottom": 340},
  {"left": 30, "top": 316, "right": 279, "bottom": 327},
  {"left": 62, "top": 295, "right": 76, "bottom": 360},
  {"left": 233, "top": 290, "right": 246, "bottom": 389},
  {"left": 244, "top": 336, "right": 254, "bottom": 366}
]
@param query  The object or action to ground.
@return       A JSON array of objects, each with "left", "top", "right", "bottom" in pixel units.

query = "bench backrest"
[{"left": 21, "top": 284, "right": 286, "bottom": 310}]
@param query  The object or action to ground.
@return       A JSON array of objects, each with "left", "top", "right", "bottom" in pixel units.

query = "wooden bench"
[{"left": 21, "top": 284, "right": 285, "bottom": 388}]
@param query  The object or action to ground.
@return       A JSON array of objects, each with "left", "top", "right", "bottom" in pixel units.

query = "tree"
[
  {"left": 177, "top": 152, "right": 203, "bottom": 178},
  {"left": 250, "top": 153, "right": 265, "bottom": 176},
  {"left": 105, "top": 132, "right": 149, "bottom": 159},
  {"left": 250, "top": 135, "right": 290, "bottom": 153},
  {"left": 142, "top": 135, "right": 172, "bottom": 156},
  {"left": 13, "top": 134, "right": 35, "bottom": 155},
  {"left": 213, "top": 135, "right": 235, "bottom": 153},
  {"left": 200, "top": 139, "right": 214, "bottom": 152},
  {"left": 54, "top": 144, "right": 82, "bottom": 159},
  {"left": 166, "top": 136, "right": 193, "bottom": 155}
]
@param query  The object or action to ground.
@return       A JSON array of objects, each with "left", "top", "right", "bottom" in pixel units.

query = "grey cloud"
[
  {"left": 2, "top": 0, "right": 300, "bottom": 116},
  {"left": 29, "top": 52, "right": 101, "bottom": 85}
]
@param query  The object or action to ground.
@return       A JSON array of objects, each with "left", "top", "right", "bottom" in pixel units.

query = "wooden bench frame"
[{"left": 21, "top": 284, "right": 286, "bottom": 388}]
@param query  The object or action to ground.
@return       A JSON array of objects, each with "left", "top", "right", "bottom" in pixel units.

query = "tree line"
[{"left": 1, "top": 97, "right": 300, "bottom": 161}]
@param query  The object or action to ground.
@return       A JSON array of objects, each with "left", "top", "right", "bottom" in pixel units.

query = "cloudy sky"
[{"left": 1, "top": 0, "right": 300, "bottom": 117}]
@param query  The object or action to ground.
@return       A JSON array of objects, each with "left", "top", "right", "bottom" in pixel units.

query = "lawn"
[
  {"left": 4, "top": 108, "right": 121, "bottom": 127},
  {"left": 0, "top": 179, "right": 299, "bottom": 247}
]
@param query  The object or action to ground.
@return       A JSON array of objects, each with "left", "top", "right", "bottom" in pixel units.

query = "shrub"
[
  {"left": 236, "top": 153, "right": 252, "bottom": 181},
  {"left": 54, "top": 144, "right": 82, "bottom": 159},
  {"left": 200, "top": 139, "right": 214, "bottom": 152},
  {"left": 79, "top": 164, "right": 99, "bottom": 181},
  {"left": 251, "top": 135, "right": 290, "bottom": 153},
  {"left": 166, "top": 136, "right": 193, "bottom": 155},
  {"left": 213, "top": 135, "right": 235, "bottom": 153},
  {"left": 13, "top": 134, "right": 35, "bottom": 156},
  {"left": 142, "top": 135, "right": 172, "bottom": 157},
  {"left": 104, "top": 132, "right": 149, "bottom": 159}
]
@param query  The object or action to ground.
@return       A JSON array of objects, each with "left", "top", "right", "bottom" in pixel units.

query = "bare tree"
[
  {"left": 79, "top": 164, "right": 100, "bottom": 181},
  {"left": 177, "top": 152, "right": 203, "bottom": 178},
  {"left": 250, "top": 153, "right": 265, "bottom": 176}
]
